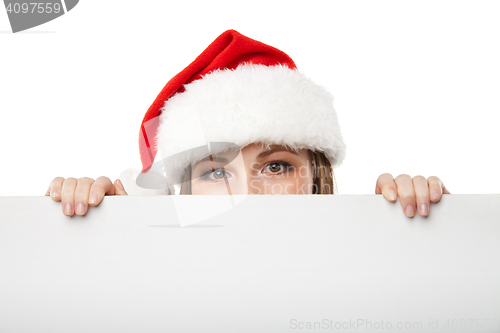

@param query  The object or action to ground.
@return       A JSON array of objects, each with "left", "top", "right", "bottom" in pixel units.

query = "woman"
[{"left": 45, "top": 30, "right": 449, "bottom": 217}]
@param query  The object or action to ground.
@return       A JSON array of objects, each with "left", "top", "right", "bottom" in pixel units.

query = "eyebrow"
[
  {"left": 192, "top": 147, "right": 300, "bottom": 169},
  {"left": 193, "top": 155, "right": 229, "bottom": 169},
  {"left": 256, "top": 147, "right": 299, "bottom": 160}
]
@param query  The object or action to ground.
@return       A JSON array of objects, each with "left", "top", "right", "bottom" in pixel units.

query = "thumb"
[{"left": 114, "top": 179, "right": 128, "bottom": 195}]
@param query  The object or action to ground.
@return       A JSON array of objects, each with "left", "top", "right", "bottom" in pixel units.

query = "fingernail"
[
  {"left": 389, "top": 190, "right": 397, "bottom": 201},
  {"left": 76, "top": 203, "right": 84, "bottom": 215},
  {"left": 405, "top": 205, "right": 414, "bottom": 217},
  {"left": 52, "top": 191, "right": 60, "bottom": 199},
  {"left": 432, "top": 192, "right": 439, "bottom": 201},
  {"left": 64, "top": 203, "right": 72, "bottom": 216},
  {"left": 89, "top": 194, "right": 97, "bottom": 205},
  {"left": 116, "top": 179, "right": 124, "bottom": 190},
  {"left": 420, "top": 204, "right": 428, "bottom": 215}
]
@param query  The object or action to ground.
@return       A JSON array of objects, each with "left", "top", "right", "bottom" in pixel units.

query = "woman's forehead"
[
  {"left": 242, "top": 142, "right": 302, "bottom": 153},
  {"left": 193, "top": 143, "right": 308, "bottom": 168}
]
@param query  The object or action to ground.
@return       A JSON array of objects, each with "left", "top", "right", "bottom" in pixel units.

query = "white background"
[{"left": 0, "top": 0, "right": 499, "bottom": 196}]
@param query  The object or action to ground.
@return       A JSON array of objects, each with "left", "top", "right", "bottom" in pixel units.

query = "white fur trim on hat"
[{"left": 155, "top": 63, "right": 347, "bottom": 189}]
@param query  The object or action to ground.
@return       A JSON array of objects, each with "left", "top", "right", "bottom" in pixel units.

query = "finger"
[
  {"left": 48, "top": 177, "right": 65, "bottom": 201},
  {"left": 114, "top": 179, "right": 128, "bottom": 195},
  {"left": 88, "top": 176, "right": 115, "bottom": 206},
  {"left": 443, "top": 186, "right": 451, "bottom": 194},
  {"left": 375, "top": 173, "right": 397, "bottom": 202},
  {"left": 412, "top": 175, "right": 430, "bottom": 217},
  {"left": 395, "top": 174, "right": 416, "bottom": 217},
  {"left": 427, "top": 176, "right": 448, "bottom": 202},
  {"left": 74, "top": 177, "right": 95, "bottom": 216},
  {"left": 44, "top": 187, "right": 50, "bottom": 196},
  {"left": 61, "top": 178, "right": 78, "bottom": 216}
]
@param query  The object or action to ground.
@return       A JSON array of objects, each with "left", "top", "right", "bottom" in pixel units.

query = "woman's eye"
[
  {"left": 264, "top": 161, "right": 293, "bottom": 174},
  {"left": 201, "top": 168, "right": 230, "bottom": 181}
]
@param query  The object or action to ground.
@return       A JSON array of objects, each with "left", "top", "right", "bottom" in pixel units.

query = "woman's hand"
[
  {"left": 375, "top": 174, "right": 450, "bottom": 217},
  {"left": 45, "top": 177, "right": 128, "bottom": 216}
]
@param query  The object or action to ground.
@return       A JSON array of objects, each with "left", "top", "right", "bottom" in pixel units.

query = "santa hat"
[{"left": 138, "top": 29, "right": 346, "bottom": 193}]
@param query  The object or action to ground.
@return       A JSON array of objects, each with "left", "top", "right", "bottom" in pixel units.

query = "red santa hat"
[{"left": 138, "top": 29, "right": 346, "bottom": 192}]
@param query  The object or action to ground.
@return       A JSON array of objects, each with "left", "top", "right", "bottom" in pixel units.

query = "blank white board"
[{"left": 0, "top": 195, "right": 499, "bottom": 333}]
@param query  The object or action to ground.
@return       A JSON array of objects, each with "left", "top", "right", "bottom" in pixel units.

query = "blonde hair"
[{"left": 180, "top": 149, "right": 336, "bottom": 195}]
